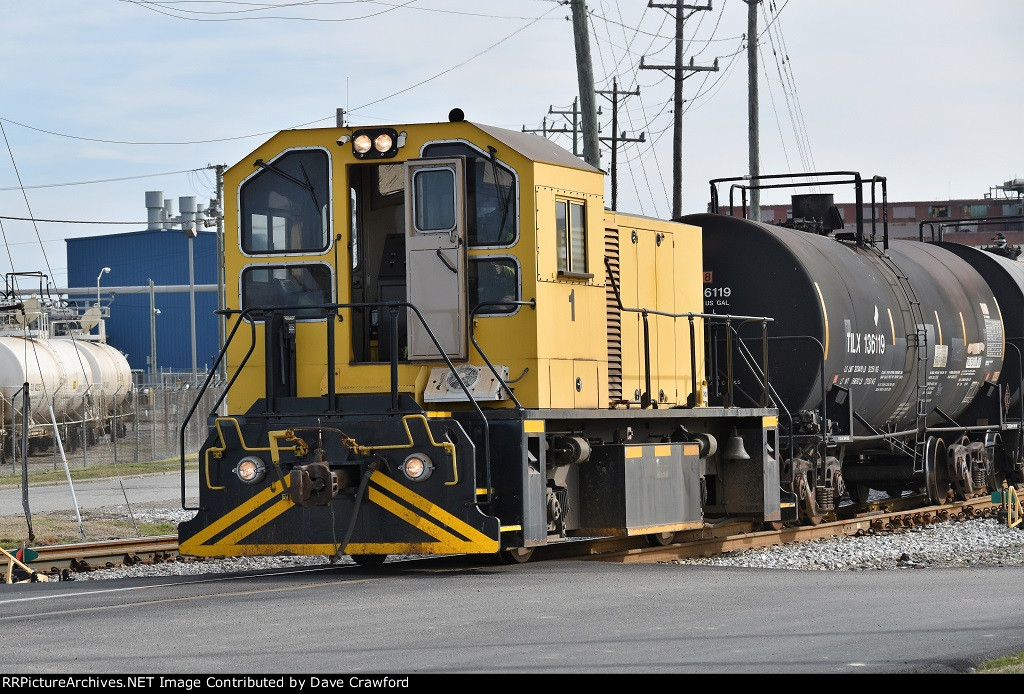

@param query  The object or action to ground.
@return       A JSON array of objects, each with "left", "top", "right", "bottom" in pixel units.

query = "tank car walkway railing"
[
  {"left": 179, "top": 300, "right": 501, "bottom": 510},
  {"left": 709, "top": 171, "right": 892, "bottom": 246},
  {"left": 603, "top": 258, "right": 773, "bottom": 411},
  {"left": 919, "top": 215, "right": 1024, "bottom": 244}
]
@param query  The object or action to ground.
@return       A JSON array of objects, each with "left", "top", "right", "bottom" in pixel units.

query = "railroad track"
[
  {"left": 4, "top": 535, "right": 179, "bottom": 582},
  {"left": 575, "top": 493, "right": 1011, "bottom": 564},
  {"left": 2, "top": 489, "right": 1017, "bottom": 582}
]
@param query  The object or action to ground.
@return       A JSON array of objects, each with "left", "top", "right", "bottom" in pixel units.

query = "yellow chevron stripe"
[
  {"left": 219, "top": 498, "right": 294, "bottom": 546},
  {"left": 183, "top": 480, "right": 287, "bottom": 548},
  {"left": 368, "top": 487, "right": 498, "bottom": 552},
  {"left": 370, "top": 470, "right": 494, "bottom": 546}
]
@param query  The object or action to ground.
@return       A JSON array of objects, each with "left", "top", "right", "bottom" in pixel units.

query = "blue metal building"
[{"left": 66, "top": 229, "right": 219, "bottom": 378}]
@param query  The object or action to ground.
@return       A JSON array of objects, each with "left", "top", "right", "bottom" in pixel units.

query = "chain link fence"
[{"left": 0, "top": 381, "right": 226, "bottom": 476}]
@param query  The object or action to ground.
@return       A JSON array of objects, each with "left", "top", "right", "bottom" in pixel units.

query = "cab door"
[{"left": 404, "top": 157, "right": 467, "bottom": 360}]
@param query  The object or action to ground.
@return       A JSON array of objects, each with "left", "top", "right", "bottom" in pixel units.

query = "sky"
[{"left": 1, "top": 0, "right": 1021, "bottom": 289}]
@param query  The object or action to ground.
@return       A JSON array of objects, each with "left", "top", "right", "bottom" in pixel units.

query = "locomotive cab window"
[
  {"left": 241, "top": 149, "right": 330, "bottom": 255},
  {"left": 412, "top": 168, "right": 457, "bottom": 232},
  {"left": 556, "top": 198, "right": 591, "bottom": 278},
  {"left": 241, "top": 264, "right": 333, "bottom": 320},
  {"left": 423, "top": 142, "right": 517, "bottom": 247},
  {"left": 469, "top": 257, "right": 520, "bottom": 315}
]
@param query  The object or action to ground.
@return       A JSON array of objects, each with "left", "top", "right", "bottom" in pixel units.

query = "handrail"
[
  {"left": 603, "top": 256, "right": 773, "bottom": 409},
  {"left": 181, "top": 300, "right": 500, "bottom": 510},
  {"left": 468, "top": 300, "right": 537, "bottom": 411},
  {"left": 918, "top": 215, "right": 1024, "bottom": 242},
  {"left": 709, "top": 171, "right": 887, "bottom": 248}
]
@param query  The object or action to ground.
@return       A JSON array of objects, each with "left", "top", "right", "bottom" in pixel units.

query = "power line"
[
  {"left": 0, "top": 4, "right": 563, "bottom": 146},
  {"left": 0, "top": 167, "right": 213, "bottom": 191},
  {"left": 0, "top": 216, "right": 166, "bottom": 225},
  {"left": 124, "top": 0, "right": 557, "bottom": 21}
]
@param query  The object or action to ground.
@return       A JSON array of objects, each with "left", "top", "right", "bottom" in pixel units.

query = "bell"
[{"left": 723, "top": 428, "right": 750, "bottom": 460}]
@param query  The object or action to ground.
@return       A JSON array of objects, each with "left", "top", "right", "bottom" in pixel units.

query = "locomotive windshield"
[
  {"left": 241, "top": 263, "right": 333, "bottom": 319},
  {"left": 240, "top": 149, "right": 331, "bottom": 254}
]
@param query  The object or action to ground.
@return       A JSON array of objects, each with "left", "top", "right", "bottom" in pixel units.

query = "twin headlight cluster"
[
  {"left": 232, "top": 452, "right": 433, "bottom": 484},
  {"left": 338, "top": 128, "right": 406, "bottom": 159}
]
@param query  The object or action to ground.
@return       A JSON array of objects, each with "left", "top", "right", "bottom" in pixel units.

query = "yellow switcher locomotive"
[{"left": 177, "top": 109, "right": 781, "bottom": 564}]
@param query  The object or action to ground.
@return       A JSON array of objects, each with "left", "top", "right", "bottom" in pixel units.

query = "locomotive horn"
[{"left": 723, "top": 429, "right": 750, "bottom": 460}]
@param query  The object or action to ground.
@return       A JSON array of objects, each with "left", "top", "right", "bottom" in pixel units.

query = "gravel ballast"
[{"left": 67, "top": 506, "right": 1024, "bottom": 581}]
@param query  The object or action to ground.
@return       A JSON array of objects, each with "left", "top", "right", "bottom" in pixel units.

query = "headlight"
[
  {"left": 401, "top": 453, "right": 434, "bottom": 482},
  {"left": 353, "top": 133, "right": 372, "bottom": 154},
  {"left": 234, "top": 456, "right": 266, "bottom": 484},
  {"left": 374, "top": 132, "right": 393, "bottom": 152}
]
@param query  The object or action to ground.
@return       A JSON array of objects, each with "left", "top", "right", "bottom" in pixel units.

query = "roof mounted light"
[{"left": 350, "top": 128, "right": 400, "bottom": 159}]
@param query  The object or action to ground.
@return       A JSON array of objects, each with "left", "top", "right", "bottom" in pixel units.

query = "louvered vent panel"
[{"left": 605, "top": 228, "right": 623, "bottom": 406}]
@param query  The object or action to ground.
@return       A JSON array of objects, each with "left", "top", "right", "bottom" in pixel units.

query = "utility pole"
[
  {"left": 746, "top": 0, "right": 761, "bottom": 221},
  {"left": 597, "top": 78, "right": 645, "bottom": 211},
  {"left": 549, "top": 99, "right": 581, "bottom": 156},
  {"left": 213, "top": 164, "right": 226, "bottom": 381},
  {"left": 570, "top": 0, "right": 601, "bottom": 168},
  {"left": 522, "top": 116, "right": 552, "bottom": 139},
  {"left": 523, "top": 99, "right": 602, "bottom": 158},
  {"left": 641, "top": 1, "right": 716, "bottom": 219}
]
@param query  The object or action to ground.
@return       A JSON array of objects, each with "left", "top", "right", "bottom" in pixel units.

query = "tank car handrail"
[
  {"left": 918, "top": 215, "right": 1024, "bottom": 242},
  {"left": 868, "top": 176, "right": 889, "bottom": 249},
  {"left": 182, "top": 300, "right": 501, "bottom": 511},
  {"left": 710, "top": 171, "right": 897, "bottom": 250},
  {"left": 468, "top": 300, "right": 537, "bottom": 411},
  {"left": 710, "top": 171, "right": 864, "bottom": 217}
]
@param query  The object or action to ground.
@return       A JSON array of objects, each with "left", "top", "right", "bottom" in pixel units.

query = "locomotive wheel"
[
  {"left": 350, "top": 554, "right": 388, "bottom": 568},
  {"left": 646, "top": 531, "right": 676, "bottom": 547},
  {"left": 762, "top": 520, "right": 784, "bottom": 531},
  {"left": 803, "top": 513, "right": 825, "bottom": 526},
  {"left": 498, "top": 547, "right": 534, "bottom": 564}
]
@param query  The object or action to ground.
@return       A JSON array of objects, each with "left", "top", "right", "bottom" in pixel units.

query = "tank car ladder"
[{"left": 870, "top": 246, "right": 930, "bottom": 470}]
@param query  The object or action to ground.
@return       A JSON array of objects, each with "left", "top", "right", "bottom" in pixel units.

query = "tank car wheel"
[
  {"left": 646, "top": 531, "right": 676, "bottom": 547},
  {"left": 349, "top": 554, "right": 388, "bottom": 567},
  {"left": 948, "top": 438, "right": 977, "bottom": 501},
  {"left": 924, "top": 437, "right": 950, "bottom": 505},
  {"left": 762, "top": 520, "right": 784, "bottom": 531},
  {"left": 983, "top": 432, "right": 1005, "bottom": 493},
  {"left": 847, "top": 484, "right": 872, "bottom": 504},
  {"left": 497, "top": 547, "right": 534, "bottom": 564}
]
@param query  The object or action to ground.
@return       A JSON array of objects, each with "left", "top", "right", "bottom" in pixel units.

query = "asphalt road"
[
  {"left": 1, "top": 471, "right": 1021, "bottom": 675},
  {"left": 0, "top": 556, "right": 1021, "bottom": 675},
  {"left": 0, "top": 469, "right": 199, "bottom": 515}
]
